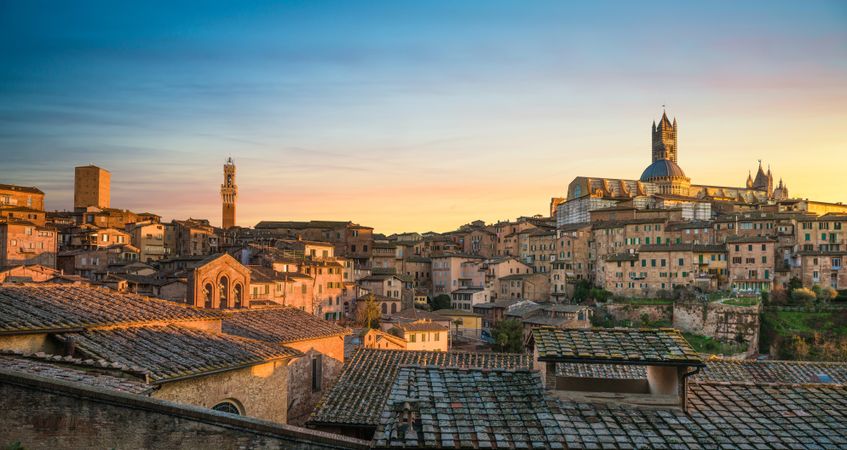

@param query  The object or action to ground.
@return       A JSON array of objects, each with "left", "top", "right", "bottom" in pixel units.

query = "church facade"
[{"left": 556, "top": 112, "right": 790, "bottom": 226}]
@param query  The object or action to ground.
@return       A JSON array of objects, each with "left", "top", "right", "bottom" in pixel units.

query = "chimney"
[{"left": 65, "top": 336, "right": 76, "bottom": 357}]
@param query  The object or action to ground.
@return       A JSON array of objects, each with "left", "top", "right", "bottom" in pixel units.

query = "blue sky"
[{"left": 1, "top": 1, "right": 845, "bottom": 232}]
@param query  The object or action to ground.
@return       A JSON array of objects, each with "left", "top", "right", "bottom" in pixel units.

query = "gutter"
[
  {"left": 151, "top": 354, "right": 299, "bottom": 385},
  {"left": 680, "top": 365, "right": 702, "bottom": 412}
]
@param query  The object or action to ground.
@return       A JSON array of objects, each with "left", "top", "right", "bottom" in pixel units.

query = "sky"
[{"left": 1, "top": 1, "right": 845, "bottom": 234}]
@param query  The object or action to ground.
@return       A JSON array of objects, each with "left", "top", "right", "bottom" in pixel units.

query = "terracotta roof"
[
  {"left": 0, "top": 353, "right": 152, "bottom": 394},
  {"left": 638, "top": 243, "right": 726, "bottom": 253},
  {"left": 221, "top": 307, "right": 349, "bottom": 344},
  {"left": 0, "top": 284, "right": 216, "bottom": 334},
  {"left": 60, "top": 324, "right": 300, "bottom": 383},
  {"left": 532, "top": 327, "right": 703, "bottom": 366},
  {"left": 0, "top": 183, "right": 44, "bottom": 194},
  {"left": 725, "top": 235, "right": 777, "bottom": 243},
  {"left": 393, "top": 320, "right": 448, "bottom": 332},
  {"left": 372, "top": 367, "right": 564, "bottom": 449},
  {"left": 555, "top": 382, "right": 847, "bottom": 448},
  {"left": 308, "top": 348, "right": 532, "bottom": 427}
]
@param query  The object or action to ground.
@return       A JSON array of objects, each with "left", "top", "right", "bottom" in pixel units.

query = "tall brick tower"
[
  {"left": 651, "top": 111, "right": 678, "bottom": 163},
  {"left": 221, "top": 157, "right": 237, "bottom": 229}
]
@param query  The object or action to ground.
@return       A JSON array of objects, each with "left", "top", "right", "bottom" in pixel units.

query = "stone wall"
[
  {"left": 284, "top": 335, "right": 345, "bottom": 426},
  {"left": 604, "top": 303, "right": 673, "bottom": 324},
  {"left": 672, "top": 301, "right": 760, "bottom": 354},
  {"left": 0, "top": 369, "right": 368, "bottom": 450},
  {"left": 153, "top": 359, "right": 289, "bottom": 424}
]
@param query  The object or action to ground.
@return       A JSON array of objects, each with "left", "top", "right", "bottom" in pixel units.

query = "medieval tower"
[
  {"left": 221, "top": 157, "right": 237, "bottom": 229},
  {"left": 651, "top": 111, "right": 678, "bottom": 163}
]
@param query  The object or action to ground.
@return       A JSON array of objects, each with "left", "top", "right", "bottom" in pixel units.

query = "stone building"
[
  {"left": 127, "top": 221, "right": 168, "bottom": 262},
  {"left": 0, "top": 284, "right": 298, "bottom": 424},
  {"left": 186, "top": 253, "right": 250, "bottom": 309},
  {"left": 727, "top": 236, "right": 776, "bottom": 293},
  {"left": 602, "top": 244, "right": 727, "bottom": 296},
  {"left": 173, "top": 218, "right": 217, "bottom": 256},
  {"left": 386, "top": 320, "right": 448, "bottom": 352},
  {"left": 0, "top": 219, "right": 58, "bottom": 268},
  {"left": 221, "top": 307, "right": 349, "bottom": 425},
  {"left": 74, "top": 165, "right": 111, "bottom": 209},
  {"left": 0, "top": 183, "right": 45, "bottom": 210}
]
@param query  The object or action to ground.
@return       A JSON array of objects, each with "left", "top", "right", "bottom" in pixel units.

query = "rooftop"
[
  {"left": 308, "top": 348, "right": 532, "bottom": 428},
  {"left": 0, "top": 284, "right": 215, "bottom": 335},
  {"left": 0, "top": 353, "right": 152, "bottom": 394},
  {"left": 221, "top": 307, "right": 349, "bottom": 344},
  {"left": 532, "top": 327, "right": 703, "bottom": 366},
  {"left": 60, "top": 324, "right": 300, "bottom": 383},
  {"left": 372, "top": 367, "right": 564, "bottom": 449}
]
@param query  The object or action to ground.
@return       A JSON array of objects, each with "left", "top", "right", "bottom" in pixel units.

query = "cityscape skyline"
[{"left": 2, "top": 1, "right": 846, "bottom": 233}]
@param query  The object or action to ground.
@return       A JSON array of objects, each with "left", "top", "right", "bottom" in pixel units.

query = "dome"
[{"left": 640, "top": 159, "right": 687, "bottom": 181}]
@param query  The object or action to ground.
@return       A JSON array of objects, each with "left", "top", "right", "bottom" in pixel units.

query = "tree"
[
  {"left": 492, "top": 319, "right": 524, "bottom": 353},
  {"left": 787, "top": 277, "right": 803, "bottom": 291},
  {"left": 356, "top": 294, "right": 381, "bottom": 329},
  {"left": 431, "top": 294, "right": 452, "bottom": 310},
  {"left": 572, "top": 280, "right": 592, "bottom": 302},
  {"left": 790, "top": 287, "right": 816, "bottom": 303},
  {"left": 819, "top": 286, "right": 838, "bottom": 303}
]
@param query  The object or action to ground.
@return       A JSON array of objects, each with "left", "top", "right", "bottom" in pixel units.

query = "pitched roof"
[
  {"left": 392, "top": 320, "right": 448, "bottom": 332},
  {"left": 0, "top": 353, "right": 152, "bottom": 394},
  {"left": 372, "top": 367, "right": 564, "bottom": 449},
  {"left": 698, "top": 360, "right": 847, "bottom": 385},
  {"left": 308, "top": 348, "right": 532, "bottom": 427},
  {"left": 221, "top": 307, "right": 349, "bottom": 344},
  {"left": 0, "top": 183, "right": 44, "bottom": 194},
  {"left": 555, "top": 382, "right": 847, "bottom": 449},
  {"left": 532, "top": 327, "right": 703, "bottom": 366},
  {"left": 60, "top": 324, "right": 300, "bottom": 383},
  {"left": 0, "top": 284, "right": 216, "bottom": 335}
]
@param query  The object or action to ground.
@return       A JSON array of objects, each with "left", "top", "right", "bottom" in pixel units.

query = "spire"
[{"left": 746, "top": 171, "right": 753, "bottom": 189}]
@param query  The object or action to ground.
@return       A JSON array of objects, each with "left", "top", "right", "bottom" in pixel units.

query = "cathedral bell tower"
[
  {"left": 651, "top": 111, "right": 678, "bottom": 163},
  {"left": 221, "top": 157, "right": 237, "bottom": 229}
]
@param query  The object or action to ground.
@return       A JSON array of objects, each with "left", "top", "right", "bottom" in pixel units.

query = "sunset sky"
[{"left": 1, "top": 1, "right": 845, "bottom": 233}]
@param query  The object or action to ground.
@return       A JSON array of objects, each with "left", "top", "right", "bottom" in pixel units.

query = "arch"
[
  {"left": 218, "top": 275, "right": 229, "bottom": 309},
  {"left": 381, "top": 303, "right": 387, "bottom": 315},
  {"left": 212, "top": 399, "right": 243, "bottom": 415},
  {"left": 390, "top": 303, "right": 398, "bottom": 314},
  {"left": 203, "top": 282, "right": 214, "bottom": 308},
  {"left": 233, "top": 283, "right": 243, "bottom": 309}
]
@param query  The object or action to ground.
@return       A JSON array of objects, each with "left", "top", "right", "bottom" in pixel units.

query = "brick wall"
[
  {"left": 0, "top": 369, "right": 368, "bottom": 450},
  {"left": 284, "top": 335, "right": 345, "bottom": 425}
]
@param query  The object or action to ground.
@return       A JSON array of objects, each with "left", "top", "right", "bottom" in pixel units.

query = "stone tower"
[
  {"left": 221, "top": 157, "right": 237, "bottom": 229},
  {"left": 651, "top": 111, "right": 678, "bottom": 163}
]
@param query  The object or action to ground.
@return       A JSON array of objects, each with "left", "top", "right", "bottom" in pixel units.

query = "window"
[
  {"left": 204, "top": 283, "right": 214, "bottom": 308},
  {"left": 311, "top": 355, "right": 323, "bottom": 392},
  {"left": 212, "top": 401, "right": 241, "bottom": 415},
  {"left": 218, "top": 276, "right": 229, "bottom": 308},
  {"left": 678, "top": 258, "right": 684, "bottom": 266},
  {"left": 409, "top": 333, "right": 416, "bottom": 343}
]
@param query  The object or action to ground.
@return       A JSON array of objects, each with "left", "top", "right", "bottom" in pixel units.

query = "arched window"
[
  {"left": 381, "top": 303, "right": 387, "bottom": 315},
  {"left": 212, "top": 401, "right": 241, "bottom": 415},
  {"left": 391, "top": 303, "right": 398, "bottom": 314},
  {"left": 219, "top": 276, "right": 229, "bottom": 309},
  {"left": 203, "top": 283, "right": 214, "bottom": 308},
  {"left": 233, "top": 283, "right": 243, "bottom": 309}
]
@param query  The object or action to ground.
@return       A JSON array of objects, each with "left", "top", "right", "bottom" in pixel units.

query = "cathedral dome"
[{"left": 640, "top": 159, "right": 687, "bottom": 181}]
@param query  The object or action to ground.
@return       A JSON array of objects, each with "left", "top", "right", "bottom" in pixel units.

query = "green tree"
[
  {"left": 431, "top": 294, "right": 452, "bottom": 310},
  {"left": 492, "top": 319, "right": 524, "bottom": 353},
  {"left": 356, "top": 294, "right": 381, "bottom": 329},
  {"left": 572, "top": 280, "right": 592, "bottom": 302}
]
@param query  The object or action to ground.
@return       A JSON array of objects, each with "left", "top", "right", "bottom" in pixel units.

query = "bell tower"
[
  {"left": 651, "top": 111, "right": 678, "bottom": 163},
  {"left": 221, "top": 157, "right": 237, "bottom": 229}
]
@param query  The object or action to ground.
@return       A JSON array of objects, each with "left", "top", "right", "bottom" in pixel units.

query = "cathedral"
[{"left": 556, "top": 111, "right": 790, "bottom": 224}]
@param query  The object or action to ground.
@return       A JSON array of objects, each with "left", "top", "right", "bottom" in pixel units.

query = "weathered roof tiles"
[
  {"left": 221, "top": 306, "right": 349, "bottom": 344},
  {"left": 0, "top": 284, "right": 215, "bottom": 334},
  {"left": 532, "top": 327, "right": 703, "bottom": 365},
  {"left": 59, "top": 324, "right": 301, "bottom": 383},
  {"left": 309, "top": 348, "right": 532, "bottom": 428}
]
